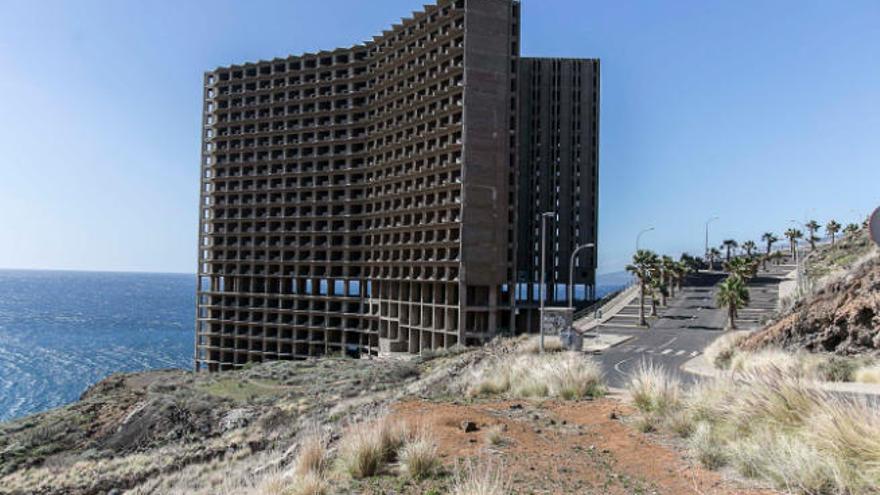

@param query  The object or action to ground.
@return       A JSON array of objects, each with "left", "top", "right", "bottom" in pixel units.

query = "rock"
[
  {"left": 460, "top": 421, "right": 479, "bottom": 433},
  {"left": 609, "top": 410, "right": 619, "bottom": 420},
  {"left": 220, "top": 408, "right": 255, "bottom": 431}
]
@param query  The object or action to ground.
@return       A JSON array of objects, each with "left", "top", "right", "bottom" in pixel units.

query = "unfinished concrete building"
[
  {"left": 195, "top": 0, "right": 599, "bottom": 371},
  {"left": 514, "top": 58, "right": 601, "bottom": 332}
]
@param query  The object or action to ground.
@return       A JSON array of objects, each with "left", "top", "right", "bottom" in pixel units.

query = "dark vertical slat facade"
[{"left": 515, "top": 58, "right": 600, "bottom": 331}]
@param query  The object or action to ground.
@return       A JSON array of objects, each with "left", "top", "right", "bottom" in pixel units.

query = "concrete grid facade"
[{"left": 196, "top": 0, "right": 598, "bottom": 371}]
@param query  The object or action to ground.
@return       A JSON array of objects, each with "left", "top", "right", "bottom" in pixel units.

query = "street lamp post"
[
  {"left": 636, "top": 227, "right": 654, "bottom": 252},
  {"left": 539, "top": 212, "right": 555, "bottom": 353},
  {"left": 568, "top": 243, "right": 595, "bottom": 308},
  {"left": 705, "top": 216, "right": 719, "bottom": 262}
]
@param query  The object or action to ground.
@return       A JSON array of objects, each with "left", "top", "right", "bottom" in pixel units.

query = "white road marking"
[
  {"left": 614, "top": 357, "right": 634, "bottom": 375},
  {"left": 690, "top": 351, "right": 700, "bottom": 357},
  {"left": 661, "top": 349, "right": 673, "bottom": 355},
  {"left": 674, "top": 350, "right": 686, "bottom": 356}
]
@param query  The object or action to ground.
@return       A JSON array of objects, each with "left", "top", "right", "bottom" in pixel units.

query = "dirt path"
[{"left": 389, "top": 398, "right": 777, "bottom": 495}]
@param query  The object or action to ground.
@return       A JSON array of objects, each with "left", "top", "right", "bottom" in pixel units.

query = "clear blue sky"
[{"left": 1, "top": 0, "right": 878, "bottom": 274}]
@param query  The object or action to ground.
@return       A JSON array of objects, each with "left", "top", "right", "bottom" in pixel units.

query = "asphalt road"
[{"left": 591, "top": 261, "right": 792, "bottom": 389}]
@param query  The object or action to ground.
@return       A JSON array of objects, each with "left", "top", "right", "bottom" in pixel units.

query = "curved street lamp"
[
  {"left": 636, "top": 227, "right": 655, "bottom": 252},
  {"left": 568, "top": 243, "right": 595, "bottom": 308}
]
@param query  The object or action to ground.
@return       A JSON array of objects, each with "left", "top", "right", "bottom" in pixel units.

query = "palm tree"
[
  {"left": 679, "top": 253, "right": 701, "bottom": 273},
  {"left": 805, "top": 220, "right": 821, "bottom": 249},
  {"left": 673, "top": 261, "right": 690, "bottom": 292},
  {"left": 761, "top": 232, "right": 778, "bottom": 255},
  {"left": 626, "top": 250, "right": 658, "bottom": 327},
  {"left": 826, "top": 220, "right": 841, "bottom": 245},
  {"left": 648, "top": 273, "right": 667, "bottom": 317},
  {"left": 721, "top": 239, "right": 738, "bottom": 262},
  {"left": 660, "top": 255, "right": 676, "bottom": 300},
  {"left": 784, "top": 228, "right": 803, "bottom": 257},
  {"left": 742, "top": 240, "right": 757, "bottom": 257},
  {"left": 707, "top": 247, "right": 722, "bottom": 271},
  {"left": 716, "top": 277, "right": 750, "bottom": 330},
  {"left": 725, "top": 256, "right": 759, "bottom": 282},
  {"left": 844, "top": 223, "right": 860, "bottom": 237}
]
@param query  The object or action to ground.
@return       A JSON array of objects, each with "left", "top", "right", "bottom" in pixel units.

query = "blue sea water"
[
  {"left": 0, "top": 269, "right": 628, "bottom": 423},
  {"left": 0, "top": 270, "right": 195, "bottom": 422}
]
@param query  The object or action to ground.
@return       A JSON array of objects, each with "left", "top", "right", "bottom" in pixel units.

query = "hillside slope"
[
  {"left": 0, "top": 339, "right": 775, "bottom": 495},
  {"left": 743, "top": 230, "right": 880, "bottom": 355}
]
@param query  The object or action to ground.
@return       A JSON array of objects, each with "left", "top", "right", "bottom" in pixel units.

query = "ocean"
[
  {"left": 0, "top": 270, "right": 195, "bottom": 422},
  {"left": 0, "top": 269, "right": 628, "bottom": 422}
]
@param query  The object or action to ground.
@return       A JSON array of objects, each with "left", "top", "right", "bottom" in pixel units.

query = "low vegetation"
[
  {"left": 398, "top": 425, "right": 440, "bottom": 480},
  {"left": 337, "top": 416, "right": 404, "bottom": 479},
  {"left": 450, "top": 460, "right": 510, "bottom": 495},
  {"left": 705, "top": 332, "right": 879, "bottom": 384},
  {"left": 627, "top": 363, "right": 880, "bottom": 494},
  {"left": 468, "top": 351, "right": 605, "bottom": 400}
]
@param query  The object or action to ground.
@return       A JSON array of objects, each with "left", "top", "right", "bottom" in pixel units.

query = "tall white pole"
[{"left": 705, "top": 216, "right": 719, "bottom": 262}]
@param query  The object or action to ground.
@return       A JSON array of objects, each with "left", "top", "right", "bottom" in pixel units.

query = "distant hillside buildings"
[{"left": 196, "top": 0, "right": 599, "bottom": 370}]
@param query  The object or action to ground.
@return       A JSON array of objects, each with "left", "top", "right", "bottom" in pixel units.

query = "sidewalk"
[{"left": 572, "top": 284, "right": 640, "bottom": 333}]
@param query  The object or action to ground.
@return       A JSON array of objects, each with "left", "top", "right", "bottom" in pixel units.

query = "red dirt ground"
[{"left": 389, "top": 397, "right": 778, "bottom": 495}]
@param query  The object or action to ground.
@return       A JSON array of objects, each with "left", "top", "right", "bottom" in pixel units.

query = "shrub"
[
  {"left": 451, "top": 460, "right": 509, "bottom": 495},
  {"left": 399, "top": 427, "right": 440, "bottom": 480},
  {"left": 815, "top": 355, "right": 858, "bottom": 382}
]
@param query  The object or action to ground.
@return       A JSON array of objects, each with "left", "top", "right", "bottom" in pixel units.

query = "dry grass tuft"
[
  {"left": 337, "top": 416, "right": 404, "bottom": 479},
  {"left": 519, "top": 336, "right": 565, "bottom": 354},
  {"left": 451, "top": 459, "right": 510, "bottom": 495},
  {"left": 625, "top": 362, "right": 880, "bottom": 494},
  {"left": 292, "top": 427, "right": 328, "bottom": 477},
  {"left": 854, "top": 364, "right": 880, "bottom": 384},
  {"left": 806, "top": 397, "right": 880, "bottom": 491},
  {"left": 703, "top": 331, "right": 750, "bottom": 369},
  {"left": 469, "top": 352, "right": 604, "bottom": 400},
  {"left": 627, "top": 361, "right": 683, "bottom": 433},
  {"left": 689, "top": 422, "right": 726, "bottom": 469},
  {"left": 398, "top": 425, "right": 440, "bottom": 480},
  {"left": 484, "top": 424, "right": 507, "bottom": 447}
]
